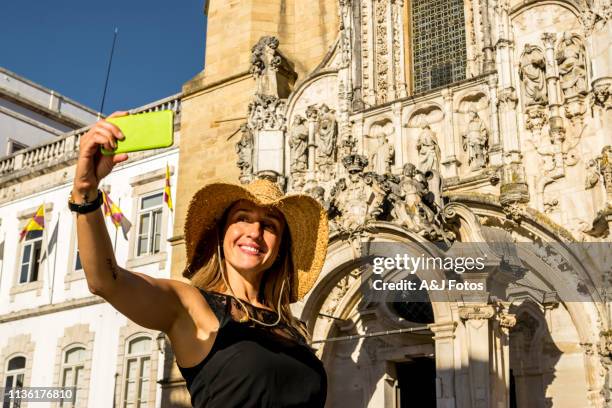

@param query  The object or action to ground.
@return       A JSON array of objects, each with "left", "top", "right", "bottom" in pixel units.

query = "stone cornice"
[{"left": 0, "top": 296, "right": 105, "bottom": 323}]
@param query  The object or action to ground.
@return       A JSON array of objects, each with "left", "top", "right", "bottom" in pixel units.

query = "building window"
[
  {"left": 3, "top": 356, "right": 26, "bottom": 408},
  {"left": 19, "top": 230, "right": 43, "bottom": 284},
  {"left": 136, "top": 192, "right": 163, "bottom": 257},
  {"left": 123, "top": 337, "right": 152, "bottom": 408},
  {"left": 411, "top": 0, "right": 467, "bottom": 93},
  {"left": 60, "top": 347, "right": 86, "bottom": 408}
]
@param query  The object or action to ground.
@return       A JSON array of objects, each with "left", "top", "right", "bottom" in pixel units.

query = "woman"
[{"left": 71, "top": 112, "right": 329, "bottom": 407}]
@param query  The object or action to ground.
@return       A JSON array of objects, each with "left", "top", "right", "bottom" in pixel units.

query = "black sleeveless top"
[{"left": 177, "top": 290, "right": 327, "bottom": 408}]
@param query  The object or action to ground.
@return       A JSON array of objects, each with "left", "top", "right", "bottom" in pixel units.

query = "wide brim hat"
[{"left": 183, "top": 179, "right": 329, "bottom": 303}]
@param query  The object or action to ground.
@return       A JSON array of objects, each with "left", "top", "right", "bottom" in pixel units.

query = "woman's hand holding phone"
[{"left": 72, "top": 111, "right": 129, "bottom": 203}]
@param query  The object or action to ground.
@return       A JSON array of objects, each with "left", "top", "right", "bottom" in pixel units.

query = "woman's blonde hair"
[{"left": 189, "top": 204, "right": 310, "bottom": 341}]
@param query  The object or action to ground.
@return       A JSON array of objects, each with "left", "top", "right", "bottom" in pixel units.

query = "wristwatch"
[{"left": 69, "top": 189, "right": 103, "bottom": 214}]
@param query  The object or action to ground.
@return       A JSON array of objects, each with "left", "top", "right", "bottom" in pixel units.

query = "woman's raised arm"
[{"left": 72, "top": 112, "right": 188, "bottom": 334}]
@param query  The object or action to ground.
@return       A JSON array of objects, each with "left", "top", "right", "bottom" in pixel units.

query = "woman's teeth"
[{"left": 241, "top": 245, "right": 260, "bottom": 254}]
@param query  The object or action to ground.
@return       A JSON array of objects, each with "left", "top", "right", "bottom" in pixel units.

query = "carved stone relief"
[
  {"left": 315, "top": 104, "right": 339, "bottom": 181},
  {"left": 592, "top": 79, "right": 612, "bottom": 111},
  {"left": 320, "top": 268, "right": 361, "bottom": 317},
  {"left": 416, "top": 124, "right": 441, "bottom": 174},
  {"left": 519, "top": 44, "right": 548, "bottom": 107},
  {"left": 247, "top": 95, "right": 287, "bottom": 132},
  {"left": 556, "top": 32, "right": 588, "bottom": 100},
  {"left": 462, "top": 109, "right": 489, "bottom": 171},
  {"left": 236, "top": 124, "right": 254, "bottom": 184},
  {"left": 249, "top": 35, "right": 295, "bottom": 100},
  {"left": 585, "top": 158, "right": 601, "bottom": 190},
  {"left": 601, "top": 145, "right": 612, "bottom": 203},
  {"left": 237, "top": 36, "right": 296, "bottom": 185},
  {"left": 366, "top": 120, "right": 395, "bottom": 174},
  {"left": 375, "top": 0, "right": 390, "bottom": 105},
  {"left": 556, "top": 32, "right": 588, "bottom": 126},
  {"left": 388, "top": 163, "right": 443, "bottom": 239},
  {"left": 329, "top": 154, "right": 386, "bottom": 233},
  {"left": 288, "top": 115, "right": 309, "bottom": 189}
]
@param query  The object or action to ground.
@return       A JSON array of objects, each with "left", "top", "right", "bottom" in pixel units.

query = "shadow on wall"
[{"left": 509, "top": 301, "right": 562, "bottom": 408}]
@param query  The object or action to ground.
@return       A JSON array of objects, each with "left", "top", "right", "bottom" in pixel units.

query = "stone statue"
[
  {"left": 390, "top": 164, "right": 426, "bottom": 232},
  {"left": 556, "top": 32, "right": 587, "bottom": 99},
  {"left": 416, "top": 124, "right": 442, "bottom": 207},
  {"left": 250, "top": 36, "right": 282, "bottom": 98},
  {"left": 462, "top": 110, "right": 489, "bottom": 171},
  {"left": 370, "top": 135, "right": 395, "bottom": 174},
  {"left": 236, "top": 124, "right": 253, "bottom": 183},
  {"left": 416, "top": 124, "right": 441, "bottom": 174},
  {"left": 389, "top": 163, "right": 445, "bottom": 239},
  {"left": 585, "top": 159, "right": 600, "bottom": 190},
  {"left": 329, "top": 155, "right": 386, "bottom": 232},
  {"left": 315, "top": 104, "right": 338, "bottom": 179},
  {"left": 288, "top": 115, "right": 308, "bottom": 172},
  {"left": 305, "top": 186, "right": 328, "bottom": 212},
  {"left": 519, "top": 44, "right": 547, "bottom": 106}
]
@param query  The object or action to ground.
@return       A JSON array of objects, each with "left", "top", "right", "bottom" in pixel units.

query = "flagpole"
[
  {"left": 49, "top": 212, "right": 61, "bottom": 305},
  {"left": 100, "top": 27, "right": 119, "bottom": 114},
  {"left": 41, "top": 205, "right": 51, "bottom": 302},
  {"left": 113, "top": 198, "right": 120, "bottom": 251}
]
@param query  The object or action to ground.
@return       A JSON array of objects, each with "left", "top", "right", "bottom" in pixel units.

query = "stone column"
[
  {"left": 494, "top": 0, "right": 521, "bottom": 164},
  {"left": 352, "top": 0, "right": 365, "bottom": 110},
  {"left": 470, "top": 0, "right": 485, "bottom": 74},
  {"left": 394, "top": 0, "right": 408, "bottom": 98},
  {"left": 430, "top": 322, "right": 457, "bottom": 408},
  {"left": 488, "top": 74, "right": 503, "bottom": 166},
  {"left": 392, "top": 102, "right": 403, "bottom": 173},
  {"left": 491, "top": 307, "right": 516, "bottom": 408},
  {"left": 541, "top": 32, "right": 566, "bottom": 179},
  {"left": 385, "top": 0, "right": 396, "bottom": 101},
  {"left": 589, "top": 17, "right": 612, "bottom": 135},
  {"left": 459, "top": 304, "right": 495, "bottom": 408},
  {"left": 306, "top": 105, "right": 319, "bottom": 174},
  {"left": 441, "top": 89, "right": 459, "bottom": 178},
  {"left": 480, "top": 0, "right": 495, "bottom": 72}
]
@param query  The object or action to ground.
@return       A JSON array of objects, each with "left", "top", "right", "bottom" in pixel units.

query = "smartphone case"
[{"left": 101, "top": 110, "right": 174, "bottom": 156}]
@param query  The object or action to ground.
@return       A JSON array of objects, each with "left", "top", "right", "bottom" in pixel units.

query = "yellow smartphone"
[{"left": 101, "top": 110, "right": 174, "bottom": 156}]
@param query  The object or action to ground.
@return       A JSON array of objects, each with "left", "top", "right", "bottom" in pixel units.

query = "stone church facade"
[{"left": 168, "top": 0, "right": 612, "bottom": 407}]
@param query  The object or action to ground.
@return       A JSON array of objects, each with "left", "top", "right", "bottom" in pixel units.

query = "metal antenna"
[{"left": 100, "top": 27, "right": 119, "bottom": 114}]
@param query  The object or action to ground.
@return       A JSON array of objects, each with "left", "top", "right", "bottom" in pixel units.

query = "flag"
[
  {"left": 102, "top": 191, "right": 132, "bottom": 240},
  {"left": 40, "top": 217, "right": 59, "bottom": 263},
  {"left": 19, "top": 204, "right": 45, "bottom": 241},
  {"left": 164, "top": 164, "right": 173, "bottom": 211}
]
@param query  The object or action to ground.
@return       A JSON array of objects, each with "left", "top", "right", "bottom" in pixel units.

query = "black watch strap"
[{"left": 69, "top": 190, "right": 104, "bottom": 214}]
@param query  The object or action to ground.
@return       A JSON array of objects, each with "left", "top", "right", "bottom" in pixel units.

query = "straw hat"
[{"left": 183, "top": 179, "right": 329, "bottom": 302}]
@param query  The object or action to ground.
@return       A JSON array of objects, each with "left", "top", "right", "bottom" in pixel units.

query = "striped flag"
[
  {"left": 19, "top": 204, "right": 45, "bottom": 241},
  {"left": 164, "top": 164, "right": 173, "bottom": 211},
  {"left": 102, "top": 191, "right": 132, "bottom": 240}
]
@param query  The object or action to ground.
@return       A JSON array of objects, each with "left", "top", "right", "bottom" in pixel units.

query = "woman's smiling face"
[{"left": 222, "top": 200, "right": 286, "bottom": 276}]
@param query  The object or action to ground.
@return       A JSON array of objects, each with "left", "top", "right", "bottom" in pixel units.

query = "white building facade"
[
  {"left": 0, "top": 67, "right": 100, "bottom": 157},
  {"left": 0, "top": 94, "right": 181, "bottom": 408}
]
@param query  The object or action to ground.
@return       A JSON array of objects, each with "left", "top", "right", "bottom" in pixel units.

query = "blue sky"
[{"left": 1, "top": 0, "right": 206, "bottom": 115}]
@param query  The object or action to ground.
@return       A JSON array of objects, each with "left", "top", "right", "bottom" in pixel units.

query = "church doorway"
[{"left": 396, "top": 357, "right": 436, "bottom": 407}]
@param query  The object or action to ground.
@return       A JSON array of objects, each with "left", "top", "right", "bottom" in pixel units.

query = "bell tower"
[{"left": 165, "top": 2, "right": 338, "bottom": 403}]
